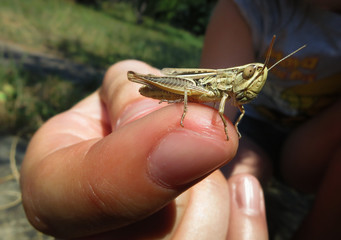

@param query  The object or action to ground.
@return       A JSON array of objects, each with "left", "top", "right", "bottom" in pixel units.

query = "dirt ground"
[
  {"left": 0, "top": 135, "right": 53, "bottom": 240},
  {"left": 0, "top": 42, "right": 102, "bottom": 240}
]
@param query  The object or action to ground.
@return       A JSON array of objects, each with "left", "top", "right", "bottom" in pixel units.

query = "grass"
[
  {"left": 0, "top": 61, "right": 92, "bottom": 137},
  {"left": 0, "top": 0, "right": 203, "bottom": 69},
  {"left": 0, "top": 0, "right": 203, "bottom": 137}
]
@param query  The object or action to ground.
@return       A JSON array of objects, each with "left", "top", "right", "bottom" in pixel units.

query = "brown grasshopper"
[{"left": 127, "top": 36, "right": 305, "bottom": 140}]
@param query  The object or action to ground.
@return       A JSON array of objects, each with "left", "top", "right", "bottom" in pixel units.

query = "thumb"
[
  {"left": 92, "top": 60, "right": 238, "bottom": 230},
  {"left": 80, "top": 100, "right": 238, "bottom": 232},
  {"left": 21, "top": 60, "right": 239, "bottom": 239}
]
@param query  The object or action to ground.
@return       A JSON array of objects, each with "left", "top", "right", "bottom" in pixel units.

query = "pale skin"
[
  {"left": 20, "top": 60, "right": 268, "bottom": 239},
  {"left": 201, "top": 0, "right": 341, "bottom": 239}
]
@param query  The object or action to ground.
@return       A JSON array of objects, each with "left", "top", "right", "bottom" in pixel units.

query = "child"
[{"left": 201, "top": 0, "right": 341, "bottom": 238}]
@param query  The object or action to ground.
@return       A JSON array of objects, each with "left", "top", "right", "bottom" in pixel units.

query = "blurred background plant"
[
  {"left": 0, "top": 61, "right": 93, "bottom": 137},
  {"left": 0, "top": 0, "right": 216, "bottom": 138}
]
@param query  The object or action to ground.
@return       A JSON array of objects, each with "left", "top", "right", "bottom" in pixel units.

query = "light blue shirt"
[{"left": 234, "top": 0, "right": 341, "bottom": 129}]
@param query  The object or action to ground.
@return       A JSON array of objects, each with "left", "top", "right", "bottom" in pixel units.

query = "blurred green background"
[{"left": 0, "top": 0, "right": 216, "bottom": 138}]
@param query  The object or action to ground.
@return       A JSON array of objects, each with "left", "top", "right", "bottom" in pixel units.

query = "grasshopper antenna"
[
  {"left": 254, "top": 35, "right": 276, "bottom": 79},
  {"left": 268, "top": 45, "right": 306, "bottom": 71},
  {"left": 263, "top": 35, "right": 276, "bottom": 69}
]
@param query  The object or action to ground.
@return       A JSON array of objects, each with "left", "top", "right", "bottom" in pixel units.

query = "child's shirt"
[{"left": 234, "top": 0, "right": 341, "bottom": 129}]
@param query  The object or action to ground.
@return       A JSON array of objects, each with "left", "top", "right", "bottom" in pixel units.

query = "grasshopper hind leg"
[
  {"left": 219, "top": 112, "right": 229, "bottom": 141},
  {"left": 180, "top": 88, "right": 188, "bottom": 127},
  {"left": 219, "top": 93, "right": 229, "bottom": 140}
]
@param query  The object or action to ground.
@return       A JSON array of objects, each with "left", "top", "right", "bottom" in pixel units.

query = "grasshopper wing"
[
  {"left": 162, "top": 68, "right": 219, "bottom": 80},
  {"left": 127, "top": 71, "right": 213, "bottom": 96}
]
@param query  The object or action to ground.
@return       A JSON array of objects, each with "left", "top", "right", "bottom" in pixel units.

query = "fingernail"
[
  {"left": 148, "top": 129, "right": 228, "bottom": 187},
  {"left": 116, "top": 100, "right": 163, "bottom": 129},
  {"left": 233, "top": 176, "right": 262, "bottom": 216}
]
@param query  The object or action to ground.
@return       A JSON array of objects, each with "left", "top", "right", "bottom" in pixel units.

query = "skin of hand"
[{"left": 20, "top": 60, "right": 268, "bottom": 239}]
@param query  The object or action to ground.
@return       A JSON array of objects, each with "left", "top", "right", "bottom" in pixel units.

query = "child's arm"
[{"left": 200, "top": 0, "right": 255, "bottom": 120}]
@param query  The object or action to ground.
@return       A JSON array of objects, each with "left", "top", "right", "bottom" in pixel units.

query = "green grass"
[
  {"left": 0, "top": 0, "right": 203, "bottom": 137},
  {"left": 0, "top": 0, "right": 203, "bottom": 69},
  {"left": 0, "top": 61, "right": 92, "bottom": 137}
]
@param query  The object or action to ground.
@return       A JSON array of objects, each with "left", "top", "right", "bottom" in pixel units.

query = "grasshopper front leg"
[
  {"left": 219, "top": 92, "right": 229, "bottom": 140},
  {"left": 235, "top": 105, "right": 245, "bottom": 138}
]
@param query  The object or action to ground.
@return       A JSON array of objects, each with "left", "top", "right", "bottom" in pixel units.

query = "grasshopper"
[{"left": 127, "top": 36, "right": 305, "bottom": 140}]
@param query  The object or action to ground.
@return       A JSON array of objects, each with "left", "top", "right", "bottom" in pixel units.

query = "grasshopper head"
[
  {"left": 231, "top": 35, "right": 305, "bottom": 105},
  {"left": 233, "top": 63, "right": 268, "bottom": 104},
  {"left": 232, "top": 35, "right": 274, "bottom": 104}
]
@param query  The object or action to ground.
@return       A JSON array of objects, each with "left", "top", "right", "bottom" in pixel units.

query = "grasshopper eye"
[{"left": 242, "top": 65, "right": 256, "bottom": 79}]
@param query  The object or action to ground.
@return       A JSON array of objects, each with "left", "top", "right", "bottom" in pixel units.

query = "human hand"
[{"left": 20, "top": 60, "right": 267, "bottom": 239}]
